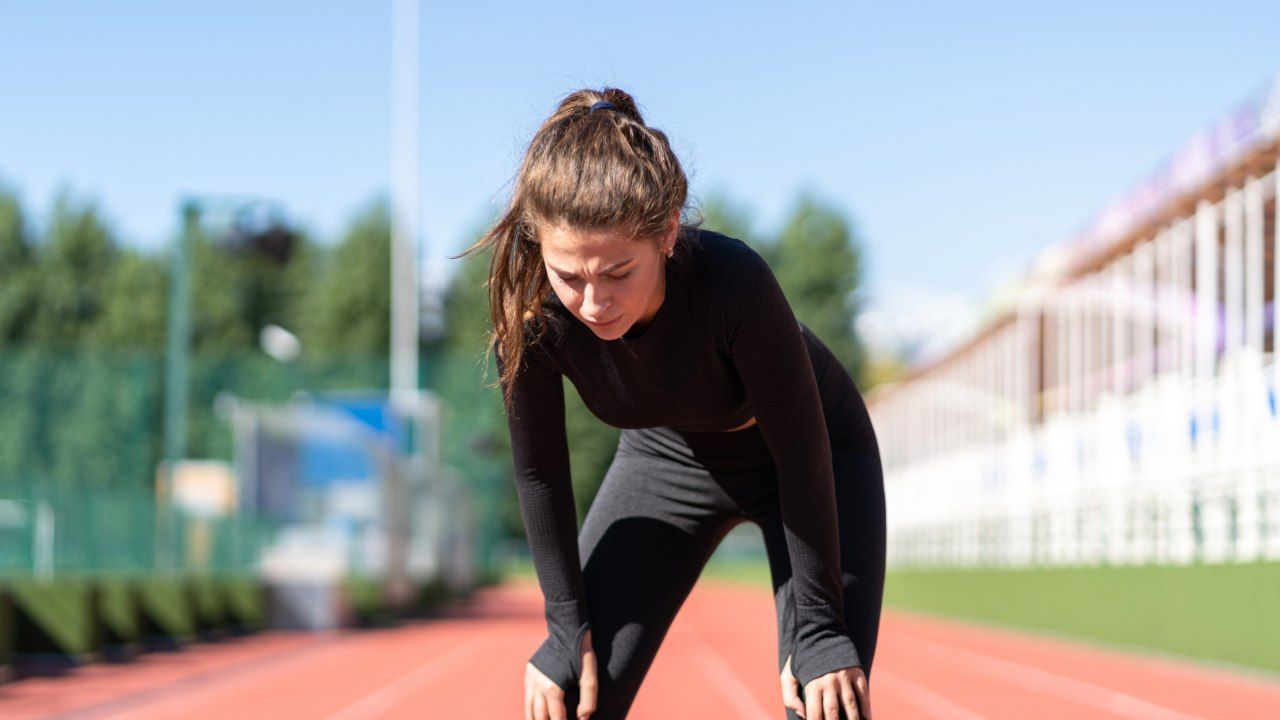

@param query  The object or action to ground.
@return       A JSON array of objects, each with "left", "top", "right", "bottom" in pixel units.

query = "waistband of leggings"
[{"left": 618, "top": 423, "right": 776, "bottom": 472}]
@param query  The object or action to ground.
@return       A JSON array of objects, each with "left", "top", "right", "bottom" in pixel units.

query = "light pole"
[
  {"left": 159, "top": 201, "right": 197, "bottom": 571},
  {"left": 391, "top": 0, "right": 422, "bottom": 413},
  {"left": 160, "top": 197, "right": 298, "bottom": 572}
]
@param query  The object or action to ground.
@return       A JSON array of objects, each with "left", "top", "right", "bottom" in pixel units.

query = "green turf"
[{"left": 884, "top": 561, "right": 1280, "bottom": 676}]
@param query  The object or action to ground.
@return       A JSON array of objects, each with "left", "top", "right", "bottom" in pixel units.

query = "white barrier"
[{"left": 880, "top": 357, "right": 1280, "bottom": 569}]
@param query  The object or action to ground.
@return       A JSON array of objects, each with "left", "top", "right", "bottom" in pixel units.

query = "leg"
[
  {"left": 748, "top": 443, "right": 886, "bottom": 719},
  {"left": 556, "top": 446, "right": 742, "bottom": 719}
]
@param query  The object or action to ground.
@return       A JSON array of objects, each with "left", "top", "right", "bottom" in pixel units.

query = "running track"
[{"left": 2, "top": 577, "right": 1277, "bottom": 719}]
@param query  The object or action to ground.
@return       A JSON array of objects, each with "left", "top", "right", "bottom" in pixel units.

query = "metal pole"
[
  {"left": 391, "top": 0, "right": 422, "bottom": 410},
  {"left": 161, "top": 200, "right": 197, "bottom": 571},
  {"left": 1223, "top": 189, "right": 1244, "bottom": 355}
]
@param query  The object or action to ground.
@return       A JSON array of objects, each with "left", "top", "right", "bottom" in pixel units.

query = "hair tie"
[{"left": 589, "top": 100, "right": 615, "bottom": 114}]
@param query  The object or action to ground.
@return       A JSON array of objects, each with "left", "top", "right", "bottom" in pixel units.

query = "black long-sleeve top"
[{"left": 498, "top": 228, "right": 875, "bottom": 690}]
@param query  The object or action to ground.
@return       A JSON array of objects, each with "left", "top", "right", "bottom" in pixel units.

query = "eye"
[{"left": 606, "top": 272, "right": 632, "bottom": 282}]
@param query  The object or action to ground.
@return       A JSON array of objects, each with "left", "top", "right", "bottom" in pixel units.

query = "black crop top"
[{"left": 498, "top": 228, "right": 874, "bottom": 690}]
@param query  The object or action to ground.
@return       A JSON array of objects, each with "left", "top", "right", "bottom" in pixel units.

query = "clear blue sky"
[{"left": 2, "top": 1, "right": 1277, "bottom": 354}]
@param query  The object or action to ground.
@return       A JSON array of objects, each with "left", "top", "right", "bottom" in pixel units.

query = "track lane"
[{"left": 2, "top": 577, "right": 1277, "bottom": 719}]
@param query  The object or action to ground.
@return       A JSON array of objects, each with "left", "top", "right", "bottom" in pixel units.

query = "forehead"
[{"left": 538, "top": 224, "right": 643, "bottom": 267}]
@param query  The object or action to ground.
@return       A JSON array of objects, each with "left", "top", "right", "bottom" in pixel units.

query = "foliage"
[
  {"left": 700, "top": 188, "right": 869, "bottom": 385},
  {"left": 771, "top": 191, "right": 867, "bottom": 384},
  {"left": 25, "top": 190, "right": 118, "bottom": 346},
  {"left": 0, "top": 183, "right": 36, "bottom": 344},
  {"left": 303, "top": 197, "right": 392, "bottom": 355}
]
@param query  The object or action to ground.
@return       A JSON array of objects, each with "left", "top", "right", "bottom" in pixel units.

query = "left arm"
[{"left": 725, "top": 252, "right": 861, "bottom": 691}]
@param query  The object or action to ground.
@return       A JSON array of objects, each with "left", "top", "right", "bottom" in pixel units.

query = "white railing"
[{"left": 883, "top": 353, "right": 1280, "bottom": 569}]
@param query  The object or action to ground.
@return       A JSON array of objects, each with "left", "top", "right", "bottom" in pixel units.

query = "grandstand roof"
[{"left": 876, "top": 72, "right": 1280, "bottom": 394}]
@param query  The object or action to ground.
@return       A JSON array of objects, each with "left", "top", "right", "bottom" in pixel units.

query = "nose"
[{"left": 581, "top": 282, "right": 611, "bottom": 319}]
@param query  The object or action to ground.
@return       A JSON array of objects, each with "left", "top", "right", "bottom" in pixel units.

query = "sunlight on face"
[{"left": 539, "top": 224, "right": 669, "bottom": 340}]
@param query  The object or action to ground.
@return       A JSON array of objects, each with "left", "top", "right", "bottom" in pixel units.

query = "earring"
[{"left": 664, "top": 245, "right": 674, "bottom": 258}]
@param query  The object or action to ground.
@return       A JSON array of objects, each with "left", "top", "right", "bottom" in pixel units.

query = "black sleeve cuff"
[
  {"left": 529, "top": 597, "right": 592, "bottom": 691},
  {"left": 791, "top": 605, "right": 862, "bottom": 689}
]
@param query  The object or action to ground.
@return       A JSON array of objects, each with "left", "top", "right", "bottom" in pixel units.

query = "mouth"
[{"left": 585, "top": 315, "right": 621, "bottom": 329}]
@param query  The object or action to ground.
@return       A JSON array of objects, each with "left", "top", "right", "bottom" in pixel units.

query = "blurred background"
[{"left": 1, "top": 0, "right": 1279, "bottom": 717}]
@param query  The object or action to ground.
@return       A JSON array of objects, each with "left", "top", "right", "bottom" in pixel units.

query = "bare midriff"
[{"left": 720, "top": 416, "right": 758, "bottom": 432}]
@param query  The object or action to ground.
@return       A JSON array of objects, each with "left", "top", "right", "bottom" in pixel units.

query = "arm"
[
  {"left": 497, "top": 345, "right": 591, "bottom": 691},
  {"left": 726, "top": 255, "right": 861, "bottom": 690}
]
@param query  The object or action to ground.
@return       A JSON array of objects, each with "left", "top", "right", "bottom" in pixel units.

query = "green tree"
[
  {"left": 186, "top": 217, "right": 314, "bottom": 355},
  {"left": 304, "top": 197, "right": 391, "bottom": 355},
  {"left": 27, "top": 189, "right": 119, "bottom": 346},
  {"left": 698, "top": 185, "right": 765, "bottom": 254},
  {"left": 91, "top": 249, "right": 169, "bottom": 349},
  {"left": 433, "top": 236, "right": 522, "bottom": 538},
  {"left": 0, "top": 183, "right": 36, "bottom": 344},
  {"left": 771, "top": 191, "right": 868, "bottom": 385}
]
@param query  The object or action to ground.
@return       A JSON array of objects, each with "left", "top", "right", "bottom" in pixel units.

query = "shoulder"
[
  {"left": 681, "top": 228, "right": 786, "bottom": 348},
  {"left": 681, "top": 227, "right": 776, "bottom": 303}
]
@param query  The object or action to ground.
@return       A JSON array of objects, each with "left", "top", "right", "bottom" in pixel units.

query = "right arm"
[{"left": 497, "top": 346, "right": 592, "bottom": 692}]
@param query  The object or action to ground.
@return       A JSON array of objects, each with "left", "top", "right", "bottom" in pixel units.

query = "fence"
[
  {"left": 0, "top": 348, "right": 507, "bottom": 586},
  {"left": 883, "top": 352, "right": 1280, "bottom": 569}
]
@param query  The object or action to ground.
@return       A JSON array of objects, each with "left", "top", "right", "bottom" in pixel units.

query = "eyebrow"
[{"left": 547, "top": 258, "right": 634, "bottom": 277}]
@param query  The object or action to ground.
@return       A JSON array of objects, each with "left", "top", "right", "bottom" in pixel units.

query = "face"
[{"left": 539, "top": 221, "right": 675, "bottom": 340}]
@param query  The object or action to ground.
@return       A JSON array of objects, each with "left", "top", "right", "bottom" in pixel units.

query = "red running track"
[{"left": 1, "top": 576, "right": 1277, "bottom": 719}]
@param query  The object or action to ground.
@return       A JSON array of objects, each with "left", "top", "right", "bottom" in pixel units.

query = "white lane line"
[
  {"left": 101, "top": 632, "right": 357, "bottom": 720},
  {"left": 684, "top": 631, "right": 776, "bottom": 720},
  {"left": 872, "top": 668, "right": 989, "bottom": 720},
  {"left": 898, "top": 631, "right": 1206, "bottom": 720},
  {"left": 64, "top": 634, "right": 347, "bottom": 720},
  {"left": 321, "top": 637, "right": 491, "bottom": 720}
]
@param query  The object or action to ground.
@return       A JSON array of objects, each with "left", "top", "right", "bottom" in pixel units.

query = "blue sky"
[{"left": 2, "top": 1, "right": 1277, "bottom": 355}]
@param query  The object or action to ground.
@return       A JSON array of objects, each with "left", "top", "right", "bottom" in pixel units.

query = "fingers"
[
  {"left": 807, "top": 679, "right": 863, "bottom": 720},
  {"left": 805, "top": 682, "right": 821, "bottom": 720},
  {"left": 781, "top": 676, "right": 805, "bottom": 718},
  {"left": 781, "top": 661, "right": 805, "bottom": 718},
  {"left": 550, "top": 692, "right": 569, "bottom": 720},
  {"left": 838, "top": 674, "right": 861, "bottom": 720},
  {"left": 823, "top": 687, "right": 842, "bottom": 720},
  {"left": 855, "top": 670, "right": 872, "bottom": 719},
  {"left": 576, "top": 653, "right": 597, "bottom": 719}
]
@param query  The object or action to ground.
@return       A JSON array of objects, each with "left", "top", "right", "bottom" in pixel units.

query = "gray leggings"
[{"left": 542, "top": 422, "right": 886, "bottom": 719}]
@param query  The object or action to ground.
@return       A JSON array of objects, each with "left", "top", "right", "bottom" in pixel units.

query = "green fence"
[
  {"left": 0, "top": 477, "right": 279, "bottom": 575},
  {"left": 0, "top": 347, "right": 508, "bottom": 583}
]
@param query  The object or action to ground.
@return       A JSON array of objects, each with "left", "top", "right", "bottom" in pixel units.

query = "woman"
[{"left": 461, "top": 87, "right": 886, "bottom": 720}]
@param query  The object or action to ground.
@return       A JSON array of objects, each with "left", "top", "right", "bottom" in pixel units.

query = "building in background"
[{"left": 869, "top": 74, "right": 1280, "bottom": 571}]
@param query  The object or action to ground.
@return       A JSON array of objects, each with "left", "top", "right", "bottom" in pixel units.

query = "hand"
[
  {"left": 525, "top": 629, "right": 597, "bottom": 720},
  {"left": 781, "top": 654, "right": 871, "bottom": 720}
]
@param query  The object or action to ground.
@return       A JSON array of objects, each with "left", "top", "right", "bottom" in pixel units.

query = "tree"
[
  {"left": 771, "top": 191, "right": 868, "bottom": 385},
  {"left": 27, "top": 189, "right": 119, "bottom": 346},
  {"left": 91, "top": 249, "right": 169, "bottom": 349},
  {"left": 303, "top": 197, "right": 391, "bottom": 356},
  {"left": 0, "top": 183, "right": 35, "bottom": 344},
  {"left": 698, "top": 186, "right": 764, "bottom": 252}
]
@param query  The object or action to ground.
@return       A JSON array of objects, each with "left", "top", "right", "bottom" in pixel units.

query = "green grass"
[{"left": 885, "top": 561, "right": 1280, "bottom": 676}]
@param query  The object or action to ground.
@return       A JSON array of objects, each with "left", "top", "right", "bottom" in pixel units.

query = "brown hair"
[{"left": 458, "top": 87, "right": 695, "bottom": 411}]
